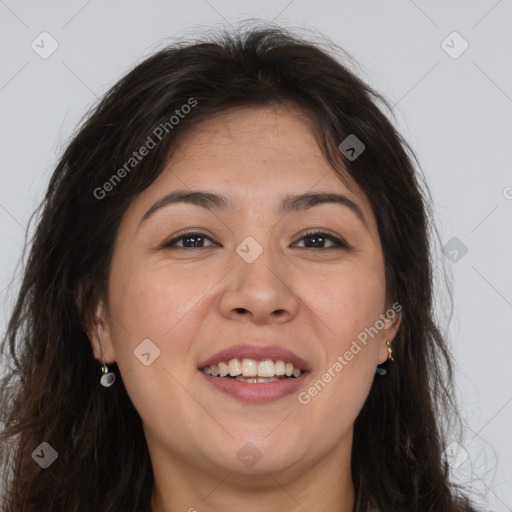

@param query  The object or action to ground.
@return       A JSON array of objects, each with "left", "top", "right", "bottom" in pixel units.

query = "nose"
[{"left": 217, "top": 242, "right": 300, "bottom": 325}]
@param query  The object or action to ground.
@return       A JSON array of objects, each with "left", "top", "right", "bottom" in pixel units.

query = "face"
[{"left": 90, "top": 104, "right": 401, "bottom": 482}]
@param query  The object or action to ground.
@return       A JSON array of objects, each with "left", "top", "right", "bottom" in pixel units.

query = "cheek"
[
  {"left": 106, "top": 259, "right": 227, "bottom": 389},
  {"left": 109, "top": 261, "right": 212, "bottom": 340},
  {"left": 300, "top": 264, "right": 384, "bottom": 414},
  {"left": 300, "top": 311, "right": 378, "bottom": 437},
  {"left": 105, "top": 265, "right": 211, "bottom": 434},
  {"left": 307, "top": 263, "right": 385, "bottom": 347}
]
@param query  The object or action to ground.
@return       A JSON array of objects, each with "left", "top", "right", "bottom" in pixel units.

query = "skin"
[{"left": 89, "top": 104, "right": 401, "bottom": 512}]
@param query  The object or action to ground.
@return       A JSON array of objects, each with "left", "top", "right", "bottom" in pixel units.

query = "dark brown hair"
[{"left": 0, "top": 22, "right": 479, "bottom": 512}]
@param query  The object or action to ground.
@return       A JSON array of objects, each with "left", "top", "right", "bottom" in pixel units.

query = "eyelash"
[{"left": 162, "top": 229, "right": 349, "bottom": 251}]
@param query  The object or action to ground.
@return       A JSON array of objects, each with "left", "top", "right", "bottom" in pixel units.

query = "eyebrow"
[{"left": 139, "top": 189, "right": 369, "bottom": 229}]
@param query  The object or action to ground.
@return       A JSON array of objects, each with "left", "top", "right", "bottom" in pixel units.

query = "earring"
[
  {"left": 376, "top": 339, "right": 394, "bottom": 376},
  {"left": 387, "top": 339, "right": 394, "bottom": 361},
  {"left": 100, "top": 363, "right": 116, "bottom": 387}
]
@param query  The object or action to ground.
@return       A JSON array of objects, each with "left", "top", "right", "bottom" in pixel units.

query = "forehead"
[
  {"left": 174, "top": 104, "right": 319, "bottom": 151},
  {"left": 165, "top": 104, "right": 364, "bottom": 199}
]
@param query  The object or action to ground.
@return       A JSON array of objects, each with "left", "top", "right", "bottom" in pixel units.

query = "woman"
[{"left": 0, "top": 23, "right": 479, "bottom": 512}]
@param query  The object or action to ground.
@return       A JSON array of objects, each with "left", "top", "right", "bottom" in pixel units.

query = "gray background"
[{"left": 0, "top": 1, "right": 511, "bottom": 510}]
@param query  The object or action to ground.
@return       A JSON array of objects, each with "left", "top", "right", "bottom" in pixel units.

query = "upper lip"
[{"left": 197, "top": 343, "right": 311, "bottom": 372}]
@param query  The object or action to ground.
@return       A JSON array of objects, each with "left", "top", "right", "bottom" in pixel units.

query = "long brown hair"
[{"left": 0, "top": 22, "right": 479, "bottom": 511}]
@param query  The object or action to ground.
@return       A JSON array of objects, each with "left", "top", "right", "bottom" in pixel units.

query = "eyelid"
[
  {"left": 162, "top": 230, "right": 218, "bottom": 249},
  {"left": 161, "top": 228, "right": 350, "bottom": 251},
  {"left": 296, "top": 228, "right": 350, "bottom": 249}
]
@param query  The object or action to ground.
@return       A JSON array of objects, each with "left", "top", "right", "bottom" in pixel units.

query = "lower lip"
[{"left": 199, "top": 371, "right": 309, "bottom": 403}]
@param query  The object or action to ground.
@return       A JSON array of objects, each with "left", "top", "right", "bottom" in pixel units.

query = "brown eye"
[
  {"left": 162, "top": 230, "right": 349, "bottom": 251},
  {"left": 294, "top": 231, "right": 349, "bottom": 250},
  {"left": 163, "top": 232, "right": 217, "bottom": 249}
]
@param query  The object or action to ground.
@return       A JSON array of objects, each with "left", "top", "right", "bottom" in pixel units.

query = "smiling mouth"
[{"left": 200, "top": 357, "right": 306, "bottom": 383}]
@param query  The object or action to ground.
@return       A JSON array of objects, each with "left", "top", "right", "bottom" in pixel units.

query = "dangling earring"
[
  {"left": 100, "top": 362, "right": 116, "bottom": 387},
  {"left": 386, "top": 338, "right": 394, "bottom": 362},
  {"left": 376, "top": 339, "right": 394, "bottom": 376}
]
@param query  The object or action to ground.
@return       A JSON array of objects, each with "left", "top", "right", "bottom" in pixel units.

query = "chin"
[{"left": 201, "top": 438, "right": 307, "bottom": 476}]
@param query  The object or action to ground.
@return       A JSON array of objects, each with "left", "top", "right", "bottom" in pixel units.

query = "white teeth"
[
  {"left": 235, "top": 376, "right": 280, "bottom": 383},
  {"left": 228, "top": 358, "right": 242, "bottom": 376},
  {"left": 202, "top": 357, "right": 304, "bottom": 379},
  {"left": 237, "top": 376, "right": 258, "bottom": 383},
  {"left": 218, "top": 362, "right": 229, "bottom": 377},
  {"left": 274, "top": 360, "right": 285, "bottom": 376},
  {"left": 257, "top": 359, "right": 275, "bottom": 377},
  {"left": 258, "top": 377, "right": 279, "bottom": 383},
  {"left": 241, "top": 359, "right": 258, "bottom": 377}
]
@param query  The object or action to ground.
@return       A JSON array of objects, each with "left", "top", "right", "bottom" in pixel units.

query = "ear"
[
  {"left": 378, "top": 302, "right": 402, "bottom": 364},
  {"left": 87, "top": 300, "right": 117, "bottom": 365}
]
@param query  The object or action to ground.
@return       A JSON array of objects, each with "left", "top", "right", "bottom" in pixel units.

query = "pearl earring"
[{"left": 100, "top": 363, "right": 115, "bottom": 387}]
